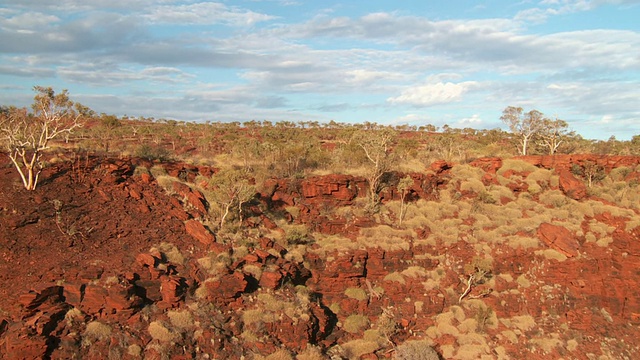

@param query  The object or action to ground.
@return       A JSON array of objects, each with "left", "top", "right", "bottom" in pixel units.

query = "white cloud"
[
  {"left": 144, "top": 2, "right": 276, "bottom": 26},
  {"left": 517, "top": 0, "right": 640, "bottom": 24},
  {"left": 394, "top": 113, "right": 429, "bottom": 123},
  {"left": 0, "top": 1, "right": 638, "bottom": 139},
  {"left": 458, "top": 114, "right": 483, "bottom": 124},
  {"left": 387, "top": 81, "right": 478, "bottom": 106},
  {"left": 600, "top": 114, "right": 613, "bottom": 123},
  {"left": 0, "top": 12, "right": 60, "bottom": 32},
  {"left": 57, "top": 63, "right": 195, "bottom": 86},
  {"left": 345, "top": 69, "right": 406, "bottom": 86}
]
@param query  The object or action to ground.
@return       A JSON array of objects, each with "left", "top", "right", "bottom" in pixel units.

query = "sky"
[{"left": 0, "top": 0, "right": 639, "bottom": 140}]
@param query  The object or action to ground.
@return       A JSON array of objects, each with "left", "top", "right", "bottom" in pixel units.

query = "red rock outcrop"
[
  {"left": 537, "top": 223, "right": 580, "bottom": 257},
  {"left": 184, "top": 219, "right": 216, "bottom": 247},
  {"left": 557, "top": 169, "right": 587, "bottom": 200},
  {"left": 172, "top": 181, "right": 208, "bottom": 216},
  {"left": 2, "top": 152, "right": 640, "bottom": 359},
  {"left": 518, "top": 154, "right": 640, "bottom": 172},
  {"left": 470, "top": 157, "right": 502, "bottom": 185}
]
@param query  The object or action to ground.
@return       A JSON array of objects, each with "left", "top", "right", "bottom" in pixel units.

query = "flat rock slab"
[{"left": 537, "top": 223, "right": 580, "bottom": 257}]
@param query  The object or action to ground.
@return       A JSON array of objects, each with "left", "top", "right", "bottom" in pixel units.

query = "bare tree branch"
[{"left": 0, "top": 86, "right": 87, "bottom": 190}]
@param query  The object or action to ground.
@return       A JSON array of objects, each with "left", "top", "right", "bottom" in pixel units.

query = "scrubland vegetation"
[{"left": 2, "top": 88, "right": 640, "bottom": 359}]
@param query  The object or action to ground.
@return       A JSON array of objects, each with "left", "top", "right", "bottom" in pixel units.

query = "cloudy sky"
[{"left": 1, "top": 0, "right": 639, "bottom": 140}]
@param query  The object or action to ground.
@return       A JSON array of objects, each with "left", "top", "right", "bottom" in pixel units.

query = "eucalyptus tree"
[
  {"left": 0, "top": 86, "right": 88, "bottom": 190},
  {"left": 351, "top": 128, "right": 398, "bottom": 209},
  {"left": 500, "top": 106, "right": 544, "bottom": 155}
]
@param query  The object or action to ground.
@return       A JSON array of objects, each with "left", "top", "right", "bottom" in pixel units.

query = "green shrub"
[
  {"left": 135, "top": 144, "right": 171, "bottom": 161},
  {"left": 284, "top": 224, "right": 312, "bottom": 245},
  {"left": 609, "top": 166, "right": 632, "bottom": 181}
]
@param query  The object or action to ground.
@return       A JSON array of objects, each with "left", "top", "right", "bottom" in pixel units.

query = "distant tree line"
[{"left": 2, "top": 87, "right": 640, "bottom": 192}]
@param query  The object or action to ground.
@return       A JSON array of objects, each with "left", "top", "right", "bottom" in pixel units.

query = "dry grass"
[
  {"left": 496, "top": 159, "right": 539, "bottom": 176},
  {"left": 242, "top": 309, "right": 264, "bottom": 326},
  {"left": 383, "top": 272, "right": 406, "bottom": 285},
  {"left": 257, "top": 293, "right": 287, "bottom": 312},
  {"left": 500, "top": 329, "right": 518, "bottom": 344},
  {"left": 487, "top": 184, "right": 516, "bottom": 202},
  {"left": 584, "top": 200, "right": 635, "bottom": 218},
  {"left": 148, "top": 320, "right": 178, "bottom": 342},
  {"left": 265, "top": 349, "right": 294, "bottom": 360},
  {"left": 296, "top": 345, "right": 325, "bottom": 360},
  {"left": 397, "top": 158, "right": 428, "bottom": 173},
  {"left": 422, "top": 268, "right": 447, "bottom": 291},
  {"left": 155, "top": 175, "right": 177, "bottom": 194},
  {"left": 505, "top": 235, "right": 540, "bottom": 249},
  {"left": 329, "top": 302, "right": 341, "bottom": 315},
  {"left": 626, "top": 218, "right": 640, "bottom": 232},
  {"left": 451, "top": 164, "right": 486, "bottom": 182},
  {"left": 609, "top": 166, "right": 632, "bottom": 181},
  {"left": 312, "top": 234, "right": 362, "bottom": 254},
  {"left": 357, "top": 225, "right": 414, "bottom": 251},
  {"left": 460, "top": 178, "right": 486, "bottom": 194},
  {"left": 401, "top": 266, "right": 428, "bottom": 279},
  {"left": 431, "top": 311, "right": 460, "bottom": 337},
  {"left": 501, "top": 315, "right": 537, "bottom": 332},
  {"left": 284, "top": 206, "right": 300, "bottom": 219},
  {"left": 65, "top": 307, "right": 84, "bottom": 326},
  {"left": 538, "top": 189, "right": 569, "bottom": 207},
  {"left": 149, "top": 165, "right": 168, "bottom": 178},
  {"left": 535, "top": 249, "right": 568, "bottom": 262},
  {"left": 525, "top": 167, "right": 553, "bottom": 192},
  {"left": 127, "top": 344, "right": 142, "bottom": 357},
  {"left": 566, "top": 339, "right": 579, "bottom": 352},
  {"left": 167, "top": 310, "right": 194, "bottom": 330},
  {"left": 82, "top": 321, "right": 112, "bottom": 345},
  {"left": 596, "top": 236, "right": 614, "bottom": 247},
  {"left": 240, "top": 330, "right": 259, "bottom": 342},
  {"left": 454, "top": 343, "right": 490, "bottom": 360},
  {"left": 334, "top": 203, "right": 369, "bottom": 219},
  {"left": 394, "top": 339, "right": 439, "bottom": 360},
  {"left": 529, "top": 333, "right": 563, "bottom": 354},
  {"left": 197, "top": 252, "right": 232, "bottom": 275},
  {"left": 344, "top": 287, "right": 368, "bottom": 301},
  {"left": 340, "top": 339, "right": 380, "bottom": 359},
  {"left": 422, "top": 302, "right": 499, "bottom": 359},
  {"left": 284, "top": 245, "right": 306, "bottom": 263},
  {"left": 243, "top": 263, "right": 263, "bottom": 280},
  {"left": 589, "top": 219, "right": 615, "bottom": 235},
  {"left": 464, "top": 300, "right": 497, "bottom": 332},
  {"left": 153, "top": 242, "right": 185, "bottom": 265},
  {"left": 342, "top": 314, "right": 370, "bottom": 334}
]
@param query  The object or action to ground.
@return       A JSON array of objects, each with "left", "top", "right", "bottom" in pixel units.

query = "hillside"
[{"left": 1, "top": 150, "right": 640, "bottom": 359}]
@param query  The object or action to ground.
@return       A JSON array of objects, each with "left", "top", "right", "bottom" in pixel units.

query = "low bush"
[
  {"left": 136, "top": 144, "right": 171, "bottom": 161},
  {"left": 394, "top": 339, "right": 440, "bottom": 360},
  {"left": 343, "top": 314, "right": 370, "bottom": 334},
  {"left": 344, "top": 287, "right": 368, "bottom": 301}
]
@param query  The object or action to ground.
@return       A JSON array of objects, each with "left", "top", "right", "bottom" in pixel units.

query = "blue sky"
[{"left": 1, "top": 0, "right": 639, "bottom": 140}]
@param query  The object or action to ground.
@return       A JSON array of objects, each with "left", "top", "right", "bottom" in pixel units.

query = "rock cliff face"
[{"left": 1, "top": 153, "right": 639, "bottom": 359}]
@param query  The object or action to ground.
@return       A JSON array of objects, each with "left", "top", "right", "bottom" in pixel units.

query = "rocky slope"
[{"left": 1, "top": 153, "right": 639, "bottom": 359}]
